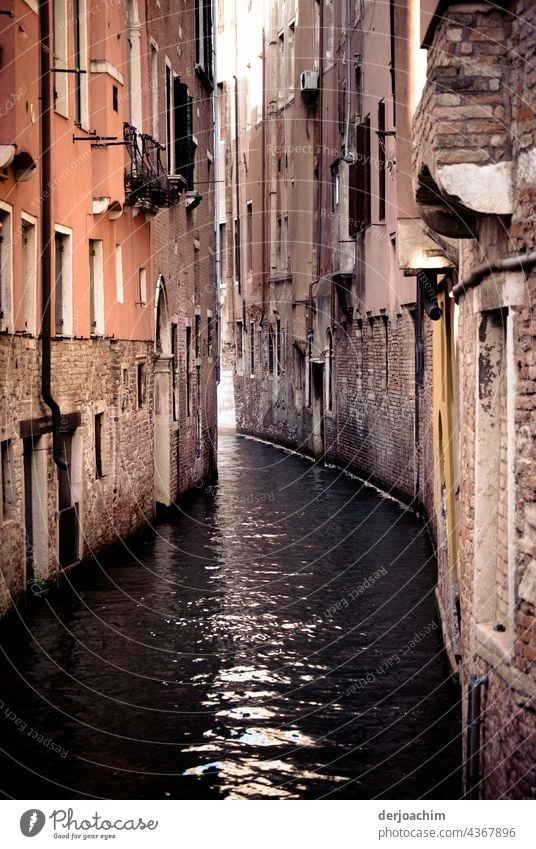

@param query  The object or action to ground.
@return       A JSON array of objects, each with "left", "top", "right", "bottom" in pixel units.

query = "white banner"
[{"left": 1, "top": 800, "right": 534, "bottom": 848}]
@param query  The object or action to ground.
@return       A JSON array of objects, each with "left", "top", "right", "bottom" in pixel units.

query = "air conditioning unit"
[{"left": 300, "top": 70, "right": 319, "bottom": 94}]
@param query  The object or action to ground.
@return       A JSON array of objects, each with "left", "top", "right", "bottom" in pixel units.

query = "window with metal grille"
[
  {"left": 268, "top": 325, "right": 275, "bottom": 375},
  {"left": 186, "top": 326, "right": 192, "bottom": 416},
  {"left": 249, "top": 321, "right": 255, "bottom": 375},
  {"left": 1, "top": 440, "right": 14, "bottom": 520},
  {"left": 94, "top": 413, "right": 104, "bottom": 479}
]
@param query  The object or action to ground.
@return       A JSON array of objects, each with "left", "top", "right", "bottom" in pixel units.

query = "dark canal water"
[{"left": 0, "top": 435, "right": 461, "bottom": 799}]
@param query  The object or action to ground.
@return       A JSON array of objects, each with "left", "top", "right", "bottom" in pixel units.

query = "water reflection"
[{"left": 0, "top": 435, "right": 461, "bottom": 799}]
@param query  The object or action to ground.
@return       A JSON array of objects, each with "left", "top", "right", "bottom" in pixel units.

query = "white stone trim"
[
  {"left": 90, "top": 60, "right": 125, "bottom": 86},
  {"left": 436, "top": 160, "right": 513, "bottom": 215}
]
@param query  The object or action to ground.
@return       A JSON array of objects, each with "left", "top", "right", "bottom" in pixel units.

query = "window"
[
  {"left": 94, "top": 412, "right": 104, "bottom": 479},
  {"left": 195, "top": 0, "right": 213, "bottom": 86},
  {"left": 72, "top": 0, "right": 89, "bottom": 128},
  {"left": 246, "top": 202, "right": 253, "bottom": 275},
  {"left": 355, "top": 57, "right": 363, "bottom": 123},
  {"left": 194, "top": 243, "right": 201, "bottom": 299},
  {"left": 382, "top": 314, "right": 389, "bottom": 390},
  {"left": 53, "top": 0, "right": 68, "bottom": 116},
  {"left": 276, "top": 215, "right": 288, "bottom": 270},
  {"left": 276, "top": 318, "right": 282, "bottom": 376},
  {"left": 234, "top": 217, "right": 241, "bottom": 287},
  {"left": 115, "top": 244, "right": 124, "bottom": 303},
  {"left": 294, "top": 344, "right": 305, "bottom": 408},
  {"left": 151, "top": 42, "right": 159, "bottom": 139},
  {"left": 378, "top": 100, "right": 386, "bottom": 222},
  {"left": 268, "top": 325, "right": 275, "bottom": 375},
  {"left": 186, "top": 325, "right": 192, "bottom": 416},
  {"left": 54, "top": 228, "right": 72, "bottom": 335},
  {"left": 126, "top": 0, "right": 142, "bottom": 129},
  {"left": 89, "top": 239, "right": 104, "bottom": 336},
  {"left": 113, "top": 85, "right": 118, "bottom": 112},
  {"left": 278, "top": 31, "right": 285, "bottom": 105},
  {"left": 195, "top": 313, "right": 201, "bottom": 358},
  {"left": 1, "top": 440, "right": 14, "bottom": 521},
  {"left": 236, "top": 320, "right": 243, "bottom": 372},
  {"left": 475, "top": 309, "right": 512, "bottom": 635},
  {"left": 137, "top": 361, "right": 146, "bottom": 409},
  {"left": 349, "top": 118, "right": 371, "bottom": 234},
  {"left": 195, "top": 366, "right": 202, "bottom": 456},
  {"left": 207, "top": 314, "right": 213, "bottom": 358},
  {"left": 339, "top": 80, "right": 347, "bottom": 137},
  {"left": 171, "top": 323, "right": 178, "bottom": 421},
  {"left": 331, "top": 164, "right": 340, "bottom": 212},
  {"left": 249, "top": 321, "right": 255, "bottom": 375},
  {"left": 0, "top": 205, "right": 13, "bottom": 333},
  {"left": 121, "top": 366, "right": 129, "bottom": 411},
  {"left": 21, "top": 215, "right": 37, "bottom": 336},
  {"left": 174, "top": 78, "right": 195, "bottom": 188},
  {"left": 287, "top": 21, "right": 295, "bottom": 98},
  {"left": 326, "top": 330, "right": 333, "bottom": 411},
  {"left": 138, "top": 267, "right": 147, "bottom": 306},
  {"left": 165, "top": 63, "right": 174, "bottom": 173},
  {"left": 219, "top": 222, "right": 227, "bottom": 279}
]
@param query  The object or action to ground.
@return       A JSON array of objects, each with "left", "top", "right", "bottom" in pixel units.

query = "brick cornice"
[{"left": 422, "top": 0, "right": 511, "bottom": 48}]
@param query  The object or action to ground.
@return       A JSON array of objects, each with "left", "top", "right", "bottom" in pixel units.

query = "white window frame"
[
  {"left": 53, "top": 0, "right": 69, "bottom": 117},
  {"left": 126, "top": 0, "right": 143, "bottom": 130},
  {"left": 0, "top": 202, "right": 14, "bottom": 333},
  {"left": 54, "top": 225, "right": 73, "bottom": 336},
  {"left": 115, "top": 243, "right": 124, "bottom": 304},
  {"left": 165, "top": 58, "right": 175, "bottom": 174},
  {"left": 75, "top": 0, "right": 90, "bottom": 130},
  {"left": 151, "top": 40, "right": 159, "bottom": 140},
  {"left": 138, "top": 267, "right": 147, "bottom": 306},
  {"left": 287, "top": 19, "right": 296, "bottom": 100},
  {"left": 89, "top": 238, "right": 104, "bottom": 336},
  {"left": 21, "top": 212, "right": 38, "bottom": 336}
]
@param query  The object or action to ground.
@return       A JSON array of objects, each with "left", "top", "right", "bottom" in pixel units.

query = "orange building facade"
[{"left": 0, "top": 0, "right": 217, "bottom": 614}]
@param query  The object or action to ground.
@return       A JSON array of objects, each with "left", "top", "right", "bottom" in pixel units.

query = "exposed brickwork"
[
  {"left": 0, "top": 0, "right": 217, "bottom": 617},
  {"left": 416, "top": 0, "right": 536, "bottom": 799}
]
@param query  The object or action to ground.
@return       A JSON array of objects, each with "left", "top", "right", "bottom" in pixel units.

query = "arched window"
[{"left": 155, "top": 276, "right": 171, "bottom": 355}]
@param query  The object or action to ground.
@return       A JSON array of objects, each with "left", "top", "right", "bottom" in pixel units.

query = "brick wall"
[{"left": 418, "top": 0, "right": 536, "bottom": 798}]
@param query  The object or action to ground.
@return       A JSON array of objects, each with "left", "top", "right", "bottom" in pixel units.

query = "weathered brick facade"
[
  {"left": 0, "top": 0, "right": 216, "bottom": 617},
  {"left": 415, "top": 0, "right": 536, "bottom": 798}
]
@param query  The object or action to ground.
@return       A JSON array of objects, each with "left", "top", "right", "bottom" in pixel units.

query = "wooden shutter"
[
  {"left": 349, "top": 119, "right": 371, "bottom": 235},
  {"left": 174, "top": 80, "right": 194, "bottom": 189}
]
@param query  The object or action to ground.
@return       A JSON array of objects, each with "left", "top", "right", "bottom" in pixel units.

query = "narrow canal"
[{"left": 0, "top": 435, "right": 461, "bottom": 800}]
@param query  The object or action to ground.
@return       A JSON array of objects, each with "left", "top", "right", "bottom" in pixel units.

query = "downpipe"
[
  {"left": 466, "top": 673, "right": 488, "bottom": 799},
  {"left": 39, "top": 0, "right": 67, "bottom": 470}
]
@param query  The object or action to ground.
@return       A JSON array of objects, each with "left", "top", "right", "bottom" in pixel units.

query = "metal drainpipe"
[
  {"left": 233, "top": 73, "right": 241, "bottom": 298},
  {"left": 451, "top": 250, "right": 536, "bottom": 301},
  {"left": 308, "top": 0, "right": 324, "bottom": 346},
  {"left": 212, "top": 0, "right": 221, "bottom": 385},
  {"left": 315, "top": 0, "right": 324, "bottom": 283},
  {"left": 466, "top": 673, "right": 489, "bottom": 799},
  {"left": 261, "top": 27, "right": 267, "bottom": 326},
  {"left": 39, "top": 0, "right": 68, "bottom": 470}
]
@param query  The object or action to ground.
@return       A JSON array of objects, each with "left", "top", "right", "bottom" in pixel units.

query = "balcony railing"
[{"left": 123, "top": 123, "right": 185, "bottom": 209}]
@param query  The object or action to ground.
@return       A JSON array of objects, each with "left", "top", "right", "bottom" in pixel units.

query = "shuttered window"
[
  {"left": 349, "top": 118, "right": 371, "bottom": 235},
  {"left": 174, "top": 78, "right": 195, "bottom": 189}
]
